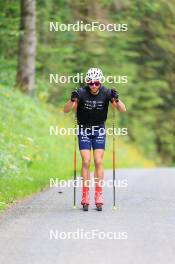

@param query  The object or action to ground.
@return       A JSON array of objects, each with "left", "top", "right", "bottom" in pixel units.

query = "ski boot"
[
  {"left": 95, "top": 187, "right": 103, "bottom": 211},
  {"left": 81, "top": 187, "right": 90, "bottom": 211}
]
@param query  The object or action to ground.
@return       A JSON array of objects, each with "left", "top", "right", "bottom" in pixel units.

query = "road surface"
[{"left": 0, "top": 168, "right": 175, "bottom": 264}]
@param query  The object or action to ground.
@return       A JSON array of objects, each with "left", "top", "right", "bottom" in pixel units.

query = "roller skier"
[{"left": 64, "top": 68, "right": 126, "bottom": 211}]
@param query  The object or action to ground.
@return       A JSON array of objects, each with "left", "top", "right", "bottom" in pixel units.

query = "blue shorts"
[{"left": 78, "top": 124, "right": 106, "bottom": 150}]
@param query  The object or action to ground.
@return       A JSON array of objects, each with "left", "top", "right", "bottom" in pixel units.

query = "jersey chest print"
[{"left": 84, "top": 100, "right": 104, "bottom": 110}]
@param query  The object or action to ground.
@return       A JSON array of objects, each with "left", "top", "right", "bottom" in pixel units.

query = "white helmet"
[{"left": 85, "top": 68, "right": 103, "bottom": 82}]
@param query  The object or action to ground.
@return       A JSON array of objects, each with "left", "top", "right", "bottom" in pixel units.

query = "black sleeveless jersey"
[{"left": 76, "top": 86, "right": 112, "bottom": 126}]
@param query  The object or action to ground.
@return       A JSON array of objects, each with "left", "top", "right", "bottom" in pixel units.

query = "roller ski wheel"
[
  {"left": 96, "top": 203, "right": 102, "bottom": 211},
  {"left": 82, "top": 204, "right": 89, "bottom": 211}
]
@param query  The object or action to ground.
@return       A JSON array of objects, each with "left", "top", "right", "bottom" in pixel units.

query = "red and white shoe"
[
  {"left": 81, "top": 187, "right": 90, "bottom": 211},
  {"left": 95, "top": 187, "right": 103, "bottom": 211}
]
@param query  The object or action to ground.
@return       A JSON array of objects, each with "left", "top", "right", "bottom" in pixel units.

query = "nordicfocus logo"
[
  {"left": 49, "top": 228, "right": 128, "bottom": 240},
  {"left": 49, "top": 21, "right": 128, "bottom": 32},
  {"left": 49, "top": 126, "right": 128, "bottom": 136},
  {"left": 49, "top": 73, "right": 128, "bottom": 84},
  {"left": 49, "top": 178, "right": 128, "bottom": 189}
]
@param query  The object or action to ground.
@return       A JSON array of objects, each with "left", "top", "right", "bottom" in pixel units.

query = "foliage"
[
  {"left": 0, "top": 0, "right": 174, "bottom": 168},
  {"left": 0, "top": 86, "right": 154, "bottom": 210}
]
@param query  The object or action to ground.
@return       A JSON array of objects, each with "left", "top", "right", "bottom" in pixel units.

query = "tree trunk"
[{"left": 16, "top": 0, "right": 36, "bottom": 96}]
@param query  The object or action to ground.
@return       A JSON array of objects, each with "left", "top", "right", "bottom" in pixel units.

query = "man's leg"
[
  {"left": 78, "top": 128, "right": 92, "bottom": 209},
  {"left": 93, "top": 149, "right": 104, "bottom": 208},
  {"left": 80, "top": 150, "right": 91, "bottom": 187},
  {"left": 92, "top": 125, "right": 106, "bottom": 209},
  {"left": 79, "top": 150, "right": 91, "bottom": 207},
  {"left": 93, "top": 149, "right": 104, "bottom": 186}
]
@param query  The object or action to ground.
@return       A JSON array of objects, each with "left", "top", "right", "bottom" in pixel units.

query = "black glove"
[
  {"left": 111, "top": 89, "right": 119, "bottom": 102},
  {"left": 71, "top": 90, "right": 79, "bottom": 102}
]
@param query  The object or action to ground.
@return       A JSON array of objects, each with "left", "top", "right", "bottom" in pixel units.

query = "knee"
[
  {"left": 82, "top": 159, "right": 91, "bottom": 169},
  {"left": 94, "top": 158, "right": 103, "bottom": 168}
]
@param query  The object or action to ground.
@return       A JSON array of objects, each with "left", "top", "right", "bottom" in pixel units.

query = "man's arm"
[
  {"left": 112, "top": 99, "right": 126, "bottom": 112},
  {"left": 110, "top": 89, "right": 126, "bottom": 112},
  {"left": 63, "top": 90, "right": 79, "bottom": 113},
  {"left": 63, "top": 99, "right": 77, "bottom": 113}
]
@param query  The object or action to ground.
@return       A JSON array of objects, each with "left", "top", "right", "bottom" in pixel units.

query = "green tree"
[{"left": 16, "top": 0, "right": 36, "bottom": 95}]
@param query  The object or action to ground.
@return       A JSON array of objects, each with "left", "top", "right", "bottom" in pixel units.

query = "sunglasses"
[{"left": 88, "top": 81, "right": 100, "bottom": 87}]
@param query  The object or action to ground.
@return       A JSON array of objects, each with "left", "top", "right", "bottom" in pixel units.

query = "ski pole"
[
  {"left": 73, "top": 112, "right": 77, "bottom": 208},
  {"left": 112, "top": 103, "right": 116, "bottom": 209}
]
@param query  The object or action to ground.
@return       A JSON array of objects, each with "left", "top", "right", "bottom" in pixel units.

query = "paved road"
[{"left": 0, "top": 168, "right": 175, "bottom": 264}]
